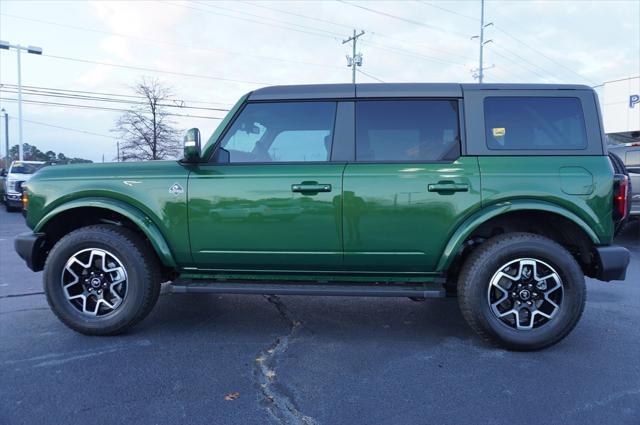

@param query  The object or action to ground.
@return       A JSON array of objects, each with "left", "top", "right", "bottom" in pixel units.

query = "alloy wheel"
[
  {"left": 61, "top": 248, "right": 128, "bottom": 316},
  {"left": 487, "top": 258, "right": 564, "bottom": 330}
]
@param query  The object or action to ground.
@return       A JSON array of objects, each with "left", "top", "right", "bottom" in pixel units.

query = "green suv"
[{"left": 15, "top": 83, "right": 631, "bottom": 350}]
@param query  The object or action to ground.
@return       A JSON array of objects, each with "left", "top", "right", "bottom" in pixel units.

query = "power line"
[
  {"left": 360, "top": 40, "right": 467, "bottom": 67},
  {"left": 490, "top": 45, "right": 555, "bottom": 81},
  {"left": 13, "top": 117, "right": 118, "bottom": 140},
  {"left": 337, "top": 1, "right": 473, "bottom": 39},
  {"left": 0, "top": 13, "right": 344, "bottom": 72},
  {"left": 493, "top": 25, "right": 597, "bottom": 84},
  {"left": 164, "top": 1, "right": 340, "bottom": 41},
  {"left": 357, "top": 69, "right": 385, "bottom": 83},
  {"left": 36, "top": 54, "right": 270, "bottom": 86},
  {"left": 2, "top": 83, "right": 234, "bottom": 107},
  {"left": 0, "top": 98, "right": 224, "bottom": 120},
  {"left": 488, "top": 50, "right": 548, "bottom": 81},
  {"left": 1, "top": 86, "right": 230, "bottom": 112},
  {"left": 411, "top": 2, "right": 597, "bottom": 84},
  {"left": 239, "top": 0, "right": 353, "bottom": 30},
  {"left": 417, "top": 1, "right": 479, "bottom": 22},
  {"left": 215, "top": 2, "right": 472, "bottom": 65},
  {"left": 368, "top": 31, "right": 471, "bottom": 62},
  {"left": 171, "top": 1, "right": 472, "bottom": 73},
  {"left": 192, "top": 1, "right": 345, "bottom": 38}
]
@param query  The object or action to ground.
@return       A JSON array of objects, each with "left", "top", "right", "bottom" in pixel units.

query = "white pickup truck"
[{"left": 2, "top": 160, "right": 45, "bottom": 212}]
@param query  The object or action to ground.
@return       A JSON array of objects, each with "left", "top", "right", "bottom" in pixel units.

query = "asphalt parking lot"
[{"left": 1, "top": 208, "right": 638, "bottom": 425}]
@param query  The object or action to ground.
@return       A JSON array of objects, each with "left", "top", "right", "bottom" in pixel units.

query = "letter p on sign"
[{"left": 631, "top": 94, "right": 640, "bottom": 108}]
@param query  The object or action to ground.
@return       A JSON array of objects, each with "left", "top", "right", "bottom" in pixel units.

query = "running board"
[{"left": 170, "top": 280, "right": 445, "bottom": 298}]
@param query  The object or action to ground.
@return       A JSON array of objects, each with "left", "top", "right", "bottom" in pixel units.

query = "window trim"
[
  {"left": 483, "top": 96, "right": 589, "bottom": 152},
  {"left": 207, "top": 99, "right": 342, "bottom": 165},
  {"left": 353, "top": 98, "right": 463, "bottom": 164}
]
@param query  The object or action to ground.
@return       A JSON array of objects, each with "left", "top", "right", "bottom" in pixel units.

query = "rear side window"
[
  {"left": 218, "top": 102, "right": 336, "bottom": 163},
  {"left": 355, "top": 100, "right": 460, "bottom": 162},
  {"left": 484, "top": 97, "right": 588, "bottom": 150}
]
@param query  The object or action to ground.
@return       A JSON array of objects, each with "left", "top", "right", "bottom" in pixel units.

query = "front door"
[
  {"left": 342, "top": 99, "right": 482, "bottom": 273},
  {"left": 188, "top": 101, "right": 344, "bottom": 271}
]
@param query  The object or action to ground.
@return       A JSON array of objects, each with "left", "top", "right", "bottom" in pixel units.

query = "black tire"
[
  {"left": 458, "top": 232, "right": 586, "bottom": 351},
  {"left": 43, "top": 225, "right": 161, "bottom": 335},
  {"left": 5, "top": 203, "right": 18, "bottom": 212}
]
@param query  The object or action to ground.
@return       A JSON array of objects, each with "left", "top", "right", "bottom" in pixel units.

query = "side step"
[{"left": 170, "top": 280, "right": 445, "bottom": 298}]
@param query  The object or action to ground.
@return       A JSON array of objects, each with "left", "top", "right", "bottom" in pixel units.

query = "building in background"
[{"left": 597, "top": 76, "right": 640, "bottom": 144}]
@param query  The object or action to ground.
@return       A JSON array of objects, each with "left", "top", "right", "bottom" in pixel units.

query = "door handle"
[
  {"left": 291, "top": 183, "right": 332, "bottom": 193},
  {"left": 427, "top": 182, "right": 469, "bottom": 193}
]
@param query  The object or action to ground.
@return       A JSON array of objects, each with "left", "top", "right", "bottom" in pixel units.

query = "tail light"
[{"left": 613, "top": 175, "right": 628, "bottom": 220}]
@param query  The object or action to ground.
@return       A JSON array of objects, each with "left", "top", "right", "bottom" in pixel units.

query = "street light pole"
[
  {"left": 0, "top": 41, "right": 43, "bottom": 161},
  {"left": 1, "top": 109, "right": 8, "bottom": 168},
  {"left": 17, "top": 46, "right": 23, "bottom": 161}
]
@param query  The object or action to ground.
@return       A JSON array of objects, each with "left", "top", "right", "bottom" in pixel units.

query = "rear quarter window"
[{"left": 484, "top": 97, "right": 588, "bottom": 151}]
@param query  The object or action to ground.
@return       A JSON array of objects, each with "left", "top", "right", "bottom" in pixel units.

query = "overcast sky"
[{"left": 0, "top": 0, "right": 639, "bottom": 162}]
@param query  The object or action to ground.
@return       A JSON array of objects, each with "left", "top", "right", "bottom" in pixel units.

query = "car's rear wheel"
[
  {"left": 458, "top": 232, "right": 586, "bottom": 351},
  {"left": 43, "top": 225, "right": 161, "bottom": 335}
]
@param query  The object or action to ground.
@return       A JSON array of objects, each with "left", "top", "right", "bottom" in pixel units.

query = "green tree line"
[{"left": 1, "top": 143, "right": 92, "bottom": 168}]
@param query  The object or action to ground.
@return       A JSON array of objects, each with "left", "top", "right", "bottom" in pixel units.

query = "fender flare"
[
  {"left": 34, "top": 197, "right": 177, "bottom": 267},
  {"left": 435, "top": 200, "right": 600, "bottom": 272}
]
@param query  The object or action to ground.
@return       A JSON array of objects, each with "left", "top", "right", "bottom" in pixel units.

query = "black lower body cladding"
[
  {"left": 14, "top": 231, "right": 47, "bottom": 272},
  {"left": 595, "top": 246, "right": 631, "bottom": 281}
]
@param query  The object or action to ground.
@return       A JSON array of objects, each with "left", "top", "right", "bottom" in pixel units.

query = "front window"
[{"left": 217, "top": 101, "right": 337, "bottom": 163}]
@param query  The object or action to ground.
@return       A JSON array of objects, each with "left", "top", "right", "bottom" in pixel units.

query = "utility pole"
[
  {"left": 1, "top": 109, "right": 8, "bottom": 168},
  {"left": 471, "top": 0, "right": 493, "bottom": 83},
  {"left": 0, "top": 41, "right": 43, "bottom": 160},
  {"left": 342, "top": 30, "right": 365, "bottom": 84}
]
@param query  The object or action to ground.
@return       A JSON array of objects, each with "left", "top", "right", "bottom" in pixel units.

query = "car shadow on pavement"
[{"left": 135, "top": 291, "right": 477, "bottom": 347}]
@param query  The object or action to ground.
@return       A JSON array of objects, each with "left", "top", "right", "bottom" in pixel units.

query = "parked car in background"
[
  {"left": 608, "top": 142, "right": 640, "bottom": 218},
  {"left": 3, "top": 160, "right": 46, "bottom": 212},
  {"left": 0, "top": 168, "right": 6, "bottom": 202}
]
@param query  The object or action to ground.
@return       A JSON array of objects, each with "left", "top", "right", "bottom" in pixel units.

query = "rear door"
[
  {"left": 188, "top": 100, "right": 346, "bottom": 271},
  {"left": 342, "top": 99, "right": 481, "bottom": 272}
]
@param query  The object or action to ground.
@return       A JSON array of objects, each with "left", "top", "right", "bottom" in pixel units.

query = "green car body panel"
[
  {"left": 27, "top": 160, "right": 190, "bottom": 267},
  {"left": 18, "top": 83, "right": 624, "bottom": 284}
]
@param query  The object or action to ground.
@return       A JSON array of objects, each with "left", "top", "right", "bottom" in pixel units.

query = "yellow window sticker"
[{"left": 492, "top": 127, "right": 506, "bottom": 137}]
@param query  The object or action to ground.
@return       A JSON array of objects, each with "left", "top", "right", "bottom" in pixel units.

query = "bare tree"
[{"left": 114, "top": 78, "right": 181, "bottom": 161}]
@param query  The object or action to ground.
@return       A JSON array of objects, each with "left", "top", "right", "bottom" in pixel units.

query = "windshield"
[{"left": 10, "top": 162, "right": 45, "bottom": 174}]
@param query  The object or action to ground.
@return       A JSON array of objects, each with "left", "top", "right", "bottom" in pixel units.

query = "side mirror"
[{"left": 183, "top": 128, "right": 201, "bottom": 162}]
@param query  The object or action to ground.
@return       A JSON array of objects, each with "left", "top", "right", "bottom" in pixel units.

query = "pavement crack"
[
  {"left": 254, "top": 295, "right": 317, "bottom": 425},
  {"left": 0, "top": 307, "right": 50, "bottom": 315},
  {"left": 0, "top": 291, "right": 45, "bottom": 299}
]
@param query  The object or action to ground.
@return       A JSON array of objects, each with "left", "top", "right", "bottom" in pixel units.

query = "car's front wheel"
[
  {"left": 43, "top": 225, "right": 161, "bottom": 335},
  {"left": 458, "top": 232, "right": 586, "bottom": 351}
]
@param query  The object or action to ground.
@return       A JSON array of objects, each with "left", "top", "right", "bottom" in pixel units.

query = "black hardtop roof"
[{"left": 248, "top": 83, "right": 593, "bottom": 101}]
